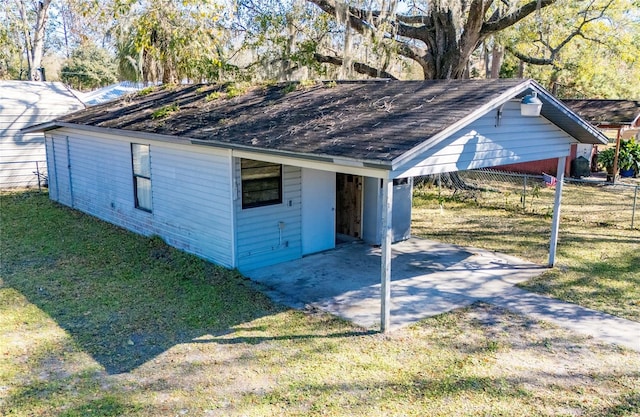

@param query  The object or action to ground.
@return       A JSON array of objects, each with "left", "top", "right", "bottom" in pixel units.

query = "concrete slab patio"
[
  {"left": 246, "top": 238, "right": 544, "bottom": 329},
  {"left": 246, "top": 238, "right": 640, "bottom": 351}
]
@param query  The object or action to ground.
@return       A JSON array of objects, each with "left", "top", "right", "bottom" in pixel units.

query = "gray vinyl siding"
[
  {"left": 393, "top": 102, "right": 576, "bottom": 178},
  {"left": 1, "top": 113, "right": 56, "bottom": 189},
  {"left": 46, "top": 130, "right": 235, "bottom": 268},
  {"left": 235, "top": 160, "right": 302, "bottom": 272},
  {"left": 151, "top": 147, "right": 233, "bottom": 266}
]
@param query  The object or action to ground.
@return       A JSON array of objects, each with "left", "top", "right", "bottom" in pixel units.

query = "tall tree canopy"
[
  {"left": 239, "top": 0, "right": 563, "bottom": 80},
  {"left": 236, "top": 0, "right": 640, "bottom": 97},
  {"left": 104, "top": 0, "right": 229, "bottom": 84},
  {"left": 1, "top": 0, "right": 638, "bottom": 98},
  {"left": 502, "top": 0, "right": 640, "bottom": 97}
]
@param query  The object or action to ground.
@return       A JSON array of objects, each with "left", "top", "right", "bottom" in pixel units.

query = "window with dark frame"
[
  {"left": 131, "top": 143, "right": 152, "bottom": 212},
  {"left": 241, "top": 158, "right": 282, "bottom": 209}
]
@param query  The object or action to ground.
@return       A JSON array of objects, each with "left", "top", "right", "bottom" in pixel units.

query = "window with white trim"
[
  {"left": 131, "top": 143, "right": 152, "bottom": 212},
  {"left": 241, "top": 158, "right": 282, "bottom": 209}
]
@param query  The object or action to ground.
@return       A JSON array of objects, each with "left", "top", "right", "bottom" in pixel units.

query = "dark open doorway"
[{"left": 336, "top": 173, "right": 363, "bottom": 239}]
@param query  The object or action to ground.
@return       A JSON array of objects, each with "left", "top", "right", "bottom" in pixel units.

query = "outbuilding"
[
  {"left": 0, "top": 81, "right": 85, "bottom": 188},
  {"left": 25, "top": 79, "right": 607, "bottom": 330}
]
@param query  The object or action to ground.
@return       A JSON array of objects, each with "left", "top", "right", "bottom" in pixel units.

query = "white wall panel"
[
  {"left": 47, "top": 130, "right": 235, "bottom": 268},
  {"left": 393, "top": 102, "right": 576, "bottom": 178},
  {"left": 302, "top": 168, "right": 335, "bottom": 255}
]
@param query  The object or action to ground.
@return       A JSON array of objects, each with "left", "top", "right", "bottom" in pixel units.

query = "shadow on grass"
[
  {"left": 1, "top": 192, "right": 371, "bottom": 375},
  {"left": 238, "top": 368, "right": 640, "bottom": 416},
  {"left": 558, "top": 230, "right": 640, "bottom": 249}
]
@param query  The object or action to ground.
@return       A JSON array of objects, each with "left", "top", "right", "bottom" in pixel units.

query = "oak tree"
[{"left": 238, "top": 0, "right": 637, "bottom": 92}]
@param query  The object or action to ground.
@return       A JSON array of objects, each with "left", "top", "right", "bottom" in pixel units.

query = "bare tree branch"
[
  {"left": 506, "top": 0, "right": 615, "bottom": 68},
  {"left": 505, "top": 45, "right": 554, "bottom": 65},
  {"left": 305, "top": 0, "right": 432, "bottom": 76},
  {"left": 313, "top": 53, "right": 398, "bottom": 79},
  {"left": 550, "top": 0, "right": 614, "bottom": 53},
  {"left": 307, "top": 0, "right": 428, "bottom": 42},
  {"left": 482, "top": 0, "right": 557, "bottom": 34}
]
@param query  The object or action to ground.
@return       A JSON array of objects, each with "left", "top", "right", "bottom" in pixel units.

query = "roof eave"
[
  {"left": 21, "top": 120, "right": 64, "bottom": 134},
  {"left": 24, "top": 122, "right": 394, "bottom": 171},
  {"left": 532, "top": 83, "right": 609, "bottom": 145},
  {"left": 23, "top": 121, "right": 199, "bottom": 146}
]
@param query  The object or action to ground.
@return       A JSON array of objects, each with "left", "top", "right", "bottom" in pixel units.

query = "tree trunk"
[
  {"left": 162, "top": 59, "right": 176, "bottom": 84},
  {"left": 490, "top": 44, "right": 503, "bottom": 78},
  {"left": 15, "top": 0, "right": 51, "bottom": 81},
  {"left": 422, "top": 9, "right": 484, "bottom": 79},
  {"left": 517, "top": 60, "right": 525, "bottom": 78},
  {"left": 15, "top": 0, "right": 34, "bottom": 79},
  {"left": 549, "top": 68, "right": 560, "bottom": 95},
  {"left": 30, "top": 0, "right": 51, "bottom": 80}
]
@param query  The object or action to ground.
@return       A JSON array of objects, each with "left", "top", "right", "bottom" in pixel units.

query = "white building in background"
[
  {"left": 0, "top": 81, "right": 85, "bottom": 189},
  {"left": 78, "top": 81, "right": 144, "bottom": 106}
]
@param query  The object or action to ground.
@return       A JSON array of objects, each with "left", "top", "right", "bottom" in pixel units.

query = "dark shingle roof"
[
  {"left": 562, "top": 99, "right": 640, "bottom": 126},
  {"left": 56, "top": 79, "right": 530, "bottom": 163}
]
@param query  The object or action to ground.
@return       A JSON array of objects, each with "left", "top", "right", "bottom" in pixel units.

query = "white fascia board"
[
  {"left": 230, "top": 148, "right": 389, "bottom": 178},
  {"left": 20, "top": 120, "right": 60, "bottom": 134},
  {"left": 532, "top": 82, "right": 609, "bottom": 145},
  {"left": 33, "top": 122, "right": 194, "bottom": 146}
]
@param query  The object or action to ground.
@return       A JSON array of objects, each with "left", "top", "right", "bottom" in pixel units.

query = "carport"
[{"left": 247, "top": 79, "right": 609, "bottom": 331}]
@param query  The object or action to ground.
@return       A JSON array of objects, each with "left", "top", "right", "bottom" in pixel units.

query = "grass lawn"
[
  {"left": 412, "top": 179, "right": 640, "bottom": 322},
  {"left": 1, "top": 191, "right": 639, "bottom": 416}
]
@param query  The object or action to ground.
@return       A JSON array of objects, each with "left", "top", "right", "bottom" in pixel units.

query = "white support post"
[
  {"left": 549, "top": 157, "right": 566, "bottom": 267},
  {"left": 380, "top": 178, "right": 393, "bottom": 332}
]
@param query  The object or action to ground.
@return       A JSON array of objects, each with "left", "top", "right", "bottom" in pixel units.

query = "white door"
[{"left": 302, "top": 168, "right": 336, "bottom": 255}]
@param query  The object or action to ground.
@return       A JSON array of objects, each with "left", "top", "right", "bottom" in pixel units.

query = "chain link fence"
[
  {"left": 415, "top": 169, "right": 639, "bottom": 230},
  {"left": 0, "top": 160, "right": 48, "bottom": 191}
]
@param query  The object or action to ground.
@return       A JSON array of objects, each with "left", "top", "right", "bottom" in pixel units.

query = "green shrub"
[{"left": 618, "top": 138, "right": 640, "bottom": 172}]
